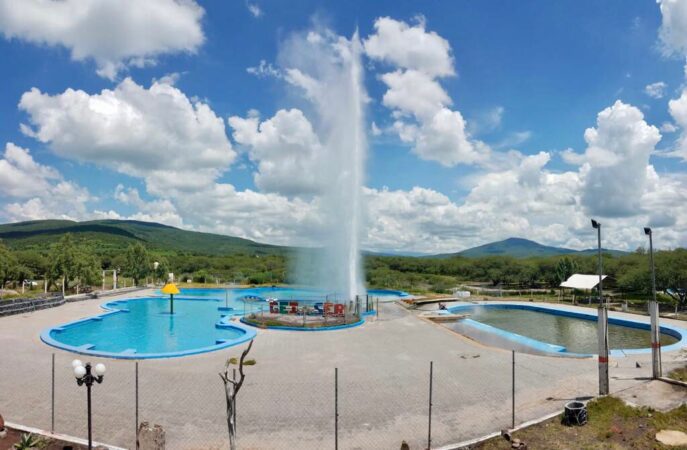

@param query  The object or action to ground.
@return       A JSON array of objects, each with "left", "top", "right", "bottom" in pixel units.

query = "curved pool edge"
[
  {"left": 39, "top": 297, "right": 257, "bottom": 360},
  {"left": 239, "top": 316, "right": 365, "bottom": 332},
  {"left": 446, "top": 302, "right": 687, "bottom": 358}
]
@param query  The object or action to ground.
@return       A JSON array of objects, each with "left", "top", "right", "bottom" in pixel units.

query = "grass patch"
[
  {"left": 668, "top": 367, "right": 687, "bottom": 383},
  {"left": 475, "top": 396, "right": 687, "bottom": 449}
]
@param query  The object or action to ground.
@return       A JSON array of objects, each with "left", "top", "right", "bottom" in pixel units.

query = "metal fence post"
[
  {"left": 233, "top": 368, "right": 237, "bottom": 433},
  {"left": 335, "top": 367, "right": 339, "bottom": 450},
  {"left": 428, "top": 361, "right": 433, "bottom": 449},
  {"left": 51, "top": 353, "right": 55, "bottom": 433},
  {"left": 135, "top": 361, "right": 139, "bottom": 450},
  {"left": 512, "top": 350, "right": 515, "bottom": 429},
  {"left": 376, "top": 298, "right": 379, "bottom": 319}
]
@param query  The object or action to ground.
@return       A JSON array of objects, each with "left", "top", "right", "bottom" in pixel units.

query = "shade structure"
[
  {"left": 560, "top": 274, "right": 607, "bottom": 290},
  {"left": 161, "top": 283, "right": 180, "bottom": 295}
]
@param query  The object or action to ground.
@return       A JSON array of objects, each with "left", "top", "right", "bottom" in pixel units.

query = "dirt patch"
[
  {"left": 474, "top": 396, "right": 687, "bottom": 449},
  {"left": 0, "top": 427, "right": 88, "bottom": 450}
]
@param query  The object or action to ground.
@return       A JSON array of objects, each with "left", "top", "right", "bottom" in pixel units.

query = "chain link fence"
[{"left": 0, "top": 348, "right": 605, "bottom": 450}]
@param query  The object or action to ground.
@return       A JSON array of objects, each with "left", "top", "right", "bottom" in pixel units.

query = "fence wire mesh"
[{"left": 0, "top": 347, "right": 619, "bottom": 450}]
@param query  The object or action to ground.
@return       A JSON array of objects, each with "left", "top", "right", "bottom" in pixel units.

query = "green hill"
[
  {"left": 0, "top": 219, "right": 287, "bottom": 256},
  {"left": 433, "top": 237, "right": 627, "bottom": 259}
]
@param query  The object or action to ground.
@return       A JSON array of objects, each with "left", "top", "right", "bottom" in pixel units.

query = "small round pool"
[{"left": 445, "top": 303, "right": 686, "bottom": 357}]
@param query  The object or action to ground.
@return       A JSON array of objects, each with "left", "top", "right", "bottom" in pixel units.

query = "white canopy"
[{"left": 560, "top": 274, "right": 607, "bottom": 290}]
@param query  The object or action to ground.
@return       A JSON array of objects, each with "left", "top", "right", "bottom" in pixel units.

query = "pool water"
[
  {"left": 41, "top": 287, "right": 408, "bottom": 358},
  {"left": 43, "top": 298, "right": 251, "bottom": 358},
  {"left": 448, "top": 305, "right": 678, "bottom": 354}
]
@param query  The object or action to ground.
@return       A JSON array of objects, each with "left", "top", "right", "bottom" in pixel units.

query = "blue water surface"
[{"left": 41, "top": 287, "right": 408, "bottom": 359}]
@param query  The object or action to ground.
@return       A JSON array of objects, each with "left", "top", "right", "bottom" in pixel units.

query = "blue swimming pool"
[
  {"left": 41, "top": 297, "right": 256, "bottom": 359},
  {"left": 41, "top": 287, "right": 408, "bottom": 359},
  {"left": 445, "top": 303, "right": 687, "bottom": 357}
]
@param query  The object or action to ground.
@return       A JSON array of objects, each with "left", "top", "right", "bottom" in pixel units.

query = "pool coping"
[
  {"left": 239, "top": 315, "right": 365, "bottom": 331},
  {"left": 446, "top": 302, "right": 687, "bottom": 358},
  {"left": 39, "top": 296, "right": 257, "bottom": 360}
]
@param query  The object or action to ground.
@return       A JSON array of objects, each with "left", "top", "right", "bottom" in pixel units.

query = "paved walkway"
[{"left": 0, "top": 292, "right": 685, "bottom": 449}]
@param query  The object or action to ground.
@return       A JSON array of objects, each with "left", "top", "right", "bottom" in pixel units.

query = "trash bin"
[{"left": 563, "top": 401, "right": 587, "bottom": 426}]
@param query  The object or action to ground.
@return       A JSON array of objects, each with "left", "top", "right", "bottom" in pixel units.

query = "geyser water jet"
[{"left": 283, "top": 28, "right": 367, "bottom": 300}]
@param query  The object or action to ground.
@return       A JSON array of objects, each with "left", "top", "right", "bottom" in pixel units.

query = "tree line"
[{"left": 1, "top": 233, "right": 686, "bottom": 299}]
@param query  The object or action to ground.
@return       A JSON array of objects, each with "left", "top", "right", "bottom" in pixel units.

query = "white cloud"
[
  {"left": 0, "top": 143, "right": 60, "bottom": 197},
  {"left": 658, "top": 0, "right": 687, "bottom": 58},
  {"left": 247, "top": 3, "right": 262, "bottom": 18},
  {"left": 228, "top": 109, "right": 323, "bottom": 196},
  {"left": 566, "top": 101, "right": 661, "bottom": 217},
  {"left": 468, "top": 106, "right": 505, "bottom": 135},
  {"left": 246, "top": 60, "right": 281, "bottom": 78},
  {"left": 19, "top": 77, "right": 235, "bottom": 196},
  {"left": 414, "top": 108, "right": 482, "bottom": 166},
  {"left": 113, "top": 184, "right": 183, "bottom": 227},
  {"left": 379, "top": 69, "right": 451, "bottom": 120},
  {"left": 668, "top": 89, "right": 687, "bottom": 160},
  {"left": 0, "top": 0, "right": 205, "bottom": 80},
  {"left": 363, "top": 16, "right": 454, "bottom": 77},
  {"left": 661, "top": 122, "right": 678, "bottom": 133},
  {"left": 645, "top": 81, "right": 668, "bottom": 99},
  {"left": 365, "top": 17, "right": 490, "bottom": 168},
  {"left": 0, "top": 143, "right": 93, "bottom": 222},
  {"left": 494, "top": 131, "right": 533, "bottom": 150}
]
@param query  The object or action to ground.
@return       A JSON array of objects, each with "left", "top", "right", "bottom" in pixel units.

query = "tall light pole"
[
  {"left": 72, "top": 360, "right": 106, "bottom": 450},
  {"left": 644, "top": 227, "right": 662, "bottom": 378},
  {"left": 591, "top": 219, "right": 609, "bottom": 395}
]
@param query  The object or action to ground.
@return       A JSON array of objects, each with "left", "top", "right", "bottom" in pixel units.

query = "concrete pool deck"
[{"left": 1, "top": 291, "right": 686, "bottom": 449}]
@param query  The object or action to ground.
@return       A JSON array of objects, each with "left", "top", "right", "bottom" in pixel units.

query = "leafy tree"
[
  {"left": 151, "top": 255, "right": 170, "bottom": 283},
  {"left": 555, "top": 257, "right": 578, "bottom": 284},
  {"left": 74, "top": 246, "right": 102, "bottom": 291},
  {"left": 48, "top": 234, "right": 79, "bottom": 294},
  {"left": 194, "top": 269, "right": 211, "bottom": 283},
  {"left": 124, "top": 243, "right": 151, "bottom": 286},
  {"left": 0, "top": 242, "right": 18, "bottom": 288}
]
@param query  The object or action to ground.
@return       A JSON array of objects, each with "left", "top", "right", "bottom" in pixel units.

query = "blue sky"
[{"left": 1, "top": 0, "right": 687, "bottom": 253}]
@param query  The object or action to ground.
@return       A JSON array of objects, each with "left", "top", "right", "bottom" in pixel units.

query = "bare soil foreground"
[
  {"left": 1, "top": 290, "right": 686, "bottom": 449},
  {"left": 476, "top": 395, "right": 687, "bottom": 450}
]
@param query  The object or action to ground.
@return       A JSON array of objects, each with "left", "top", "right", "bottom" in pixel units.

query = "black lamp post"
[
  {"left": 644, "top": 227, "right": 662, "bottom": 378},
  {"left": 591, "top": 219, "right": 609, "bottom": 395},
  {"left": 72, "top": 359, "right": 106, "bottom": 450}
]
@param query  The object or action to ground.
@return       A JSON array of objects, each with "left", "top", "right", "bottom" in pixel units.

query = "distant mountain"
[
  {"left": 433, "top": 237, "right": 627, "bottom": 259},
  {"left": 0, "top": 219, "right": 287, "bottom": 255}
]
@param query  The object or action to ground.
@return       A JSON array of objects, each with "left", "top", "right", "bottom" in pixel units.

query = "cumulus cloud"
[
  {"left": 658, "top": 0, "right": 687, "bottom": 58},
  {"left": 563, "top": 101, "right": 661, "bottom": 217},
  {"left": 0, "top": 0, "right": 205, "bottom": 80},
  {"left": 379, "top": 69, "right": 451, "bottom": 119},
  {"left": 363, "top": 16, "right": 454, "bottom": 77},
  {"left": 365, "top": 17, "right": 490, "bottom": 167},
  {"left": 0, "top": 142, "right": 60, "bottom": 197},
  {"left": 645, "top": 81, "right": 668, "bottom": 99},
  {"left": 228, "top": 109, "right": 323, "bottom": 196},
  {"left": 0, "top": 143, "right": 93, "bottom": 222},
  {"left": 19, "top": 77, "right": 235, "bottom": 195}
]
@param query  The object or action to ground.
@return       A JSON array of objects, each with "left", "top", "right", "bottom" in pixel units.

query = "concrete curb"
[
  {"left": 434, "top": 409, "right": 563, "bottom": 450},
  {"left": 659, "top": 376, "right": 687, "bottom": 389},
  {"left": 6, "top": 421, "right": 127, "bottom": 450}
]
